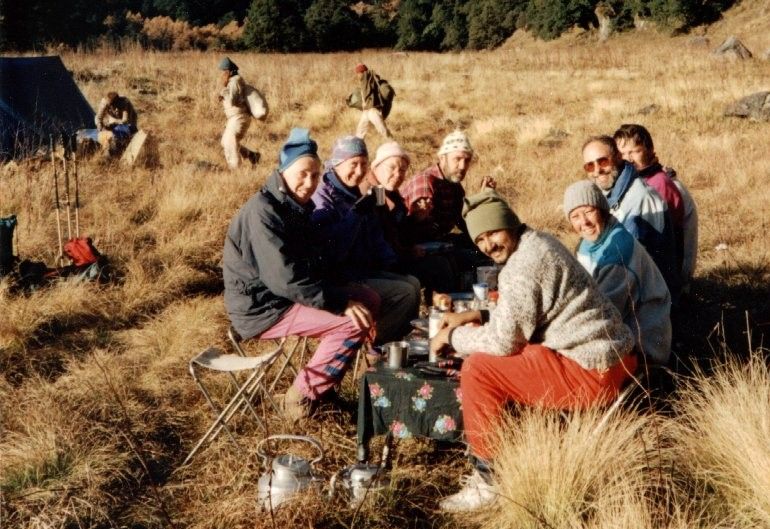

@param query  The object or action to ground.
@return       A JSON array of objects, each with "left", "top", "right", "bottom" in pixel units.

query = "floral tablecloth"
[{"left": 356, "top": 362, "right": 463, "bottom": 460}]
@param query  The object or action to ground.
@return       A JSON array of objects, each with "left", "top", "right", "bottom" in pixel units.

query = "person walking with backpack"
[
  {"left": 218, "top": 57, "right": 260, "bottom": 169},
  {"left": 352, "top": 64, "right": 393, "bottom": 140}
]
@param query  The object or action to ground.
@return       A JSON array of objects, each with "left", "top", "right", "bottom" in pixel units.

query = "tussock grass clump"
[
  {"left": 471, "top": 407, "right": 673, "bottom": 529},
  {"left": 673, "top": 353, "right": 770, "bottom": 527}
]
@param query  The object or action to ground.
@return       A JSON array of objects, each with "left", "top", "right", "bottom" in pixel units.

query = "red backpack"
[{"left": 63, "top": 237, "right": 101, "bottom": 267}]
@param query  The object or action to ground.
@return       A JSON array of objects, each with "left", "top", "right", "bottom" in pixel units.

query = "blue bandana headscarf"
[{"left": 326, "top": 135, "right": 368, "bottom": 170}]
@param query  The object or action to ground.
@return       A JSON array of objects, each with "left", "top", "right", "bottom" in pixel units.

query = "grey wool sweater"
[{"left": 451, "top": 228, "right": 634, "bottom": 371}]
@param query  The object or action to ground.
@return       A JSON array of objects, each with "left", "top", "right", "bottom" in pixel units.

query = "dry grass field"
[{"left": 2, "top": 3, "right": 770, "bottom": 527}]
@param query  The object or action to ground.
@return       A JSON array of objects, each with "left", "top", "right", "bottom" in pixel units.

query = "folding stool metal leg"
[
  {"left": 267, "top": 336, "right": 308, "bottom": 393},
  {"left": 227, "top": 326, "right": 285, "bottom": 413},
  {"left": 351, "top": 344, "right": 371, "bottom": 381},
  {"left": 227, "top": 326, "right": 248, "bottom": 356},
  {"left": 182, "top": 345, "right": 284, "bottom": 467}
]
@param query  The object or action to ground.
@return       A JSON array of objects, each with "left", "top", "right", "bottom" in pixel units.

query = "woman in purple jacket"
[{"left": 311, "top": 136, "right": 420, "bottom": 344}]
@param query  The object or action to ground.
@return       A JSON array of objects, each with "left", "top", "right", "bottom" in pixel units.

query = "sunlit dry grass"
[
  {"left": 469, "top": 407, "right": 676, "bottom": 529},
  {"left": 672, "top": 353, "right": 770, "bottom": 527},
  {"left": 2, "top": 3, "right": 770, "bottom": 527}
]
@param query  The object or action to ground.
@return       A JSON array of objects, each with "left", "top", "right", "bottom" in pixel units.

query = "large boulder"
[
  {"left": 723, "top": 91, "right": 770, "bottom": 121},
  {"left": 713, "top": 36, "right": 753, "bottom": 60}
]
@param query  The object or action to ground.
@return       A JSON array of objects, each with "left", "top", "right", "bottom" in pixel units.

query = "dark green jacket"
[
  {"left": 360, "top": 70, "right": 385, "bottom": 110},
  {"left": 223, "top": 170, "right": 349, "bottom": 340}
]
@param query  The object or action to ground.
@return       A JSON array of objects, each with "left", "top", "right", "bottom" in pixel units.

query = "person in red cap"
[{"left": 349, "top": 63, "right": 393, "bottom": 140}]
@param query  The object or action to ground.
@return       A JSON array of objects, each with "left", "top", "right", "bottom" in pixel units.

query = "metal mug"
[
  {"left": 373, "top": 185, "right": 386, "bottom": 206},
  {"left": 386, "top": 341, "right": 409, "bottom": 369}
]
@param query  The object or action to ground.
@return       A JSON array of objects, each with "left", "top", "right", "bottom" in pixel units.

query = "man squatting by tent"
[{"left": 94, "top": 91, "right": 137, "bottom": 156}]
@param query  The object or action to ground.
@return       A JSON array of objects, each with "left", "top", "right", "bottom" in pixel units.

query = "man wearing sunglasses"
[{"left": 581, "top": 135, "right": 680, "bottom": 303}]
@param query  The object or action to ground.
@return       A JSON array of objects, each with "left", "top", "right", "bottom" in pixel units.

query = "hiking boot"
[
  {"left": 439, "top": 470, "right": 497, "bottom": 513},
  {"left": 281, "top": 385, "right": 310, "bottom": 423}
]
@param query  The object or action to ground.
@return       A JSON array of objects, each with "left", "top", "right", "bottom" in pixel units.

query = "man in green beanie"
[
  {"left": 432, "top": 189, "right": 636, "bottom": 513},
  {"left": 217, "top": 56, "right": 260, "bottom": 169}
]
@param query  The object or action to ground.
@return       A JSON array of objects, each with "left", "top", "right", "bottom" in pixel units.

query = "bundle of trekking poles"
[{"left": 0, "top": 136, "right": 108, "bottom": 290}]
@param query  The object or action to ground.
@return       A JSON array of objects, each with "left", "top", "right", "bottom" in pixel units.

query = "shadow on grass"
[{"left": 673, "top": 261, "right": 770, "bottom": 373}]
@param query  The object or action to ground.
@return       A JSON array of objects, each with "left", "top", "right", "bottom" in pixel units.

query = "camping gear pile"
[
  {"left": 1, "top": 142, "right": 108, "bottom": 291},
  {"left": 49, "top": 144, "right": 108, "bottom": 282}
]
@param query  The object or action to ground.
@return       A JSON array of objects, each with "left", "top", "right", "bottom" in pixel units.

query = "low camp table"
[{"left": 356, "top": 360, "right": 464, "bottom": 462}]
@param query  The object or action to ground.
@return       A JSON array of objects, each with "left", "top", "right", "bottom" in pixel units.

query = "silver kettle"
[
  {"left": 256, "top": 434, "right": 324, "bottom": 511},
  {"left": 329, "top": 438, "right": 392, "bottom": 506},
  {"left": 329, "top": 463, "right": 391, "bottom": 507}
]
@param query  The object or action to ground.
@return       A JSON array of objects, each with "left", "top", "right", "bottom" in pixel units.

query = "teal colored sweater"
[{"left": 576, "top": 218, "right": 671, "bottom": 364}]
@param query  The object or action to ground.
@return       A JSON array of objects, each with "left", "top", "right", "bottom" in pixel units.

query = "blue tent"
[{"left": 1, "top": 56, "right": 94, "bottom": 160}]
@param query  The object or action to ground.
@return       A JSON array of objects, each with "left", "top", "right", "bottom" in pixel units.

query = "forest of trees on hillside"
[{"left": 0, "top": 0, "right": 738, "bottom": 52}]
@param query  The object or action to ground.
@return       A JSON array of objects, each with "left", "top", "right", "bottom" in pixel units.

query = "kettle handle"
[{"left": 256, "top": 434, "right": 324, "bottom": 467}]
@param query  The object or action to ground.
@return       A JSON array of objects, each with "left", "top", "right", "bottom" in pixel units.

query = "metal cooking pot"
[{"left": 256, "top": 434, "right": 324, "bottom": 511}]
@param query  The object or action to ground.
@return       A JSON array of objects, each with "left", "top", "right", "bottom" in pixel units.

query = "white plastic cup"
[
  {"left": 473, "top": 282, "right": 489, "bottom": 301},
  {"left": 428, "top": 307, "right": 442, "bottom": 339},
  {"left": 476, "top": 266, "right": 500, "bottom": 291}
]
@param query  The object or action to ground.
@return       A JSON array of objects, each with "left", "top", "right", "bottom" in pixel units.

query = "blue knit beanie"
[
  {"left": 327, "top": 135, "right": 368, "bottom": 169},
  {"left": 278, "top": 128, "right": 318, "bottom": 172}
]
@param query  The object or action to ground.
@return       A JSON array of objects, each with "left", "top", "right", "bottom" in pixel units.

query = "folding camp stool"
[
  {"left": 227, "top": 326, "right": 309, "bottom": 394},
  {"left": 182, "top": 342, "right": 287, "bottom": 466}
]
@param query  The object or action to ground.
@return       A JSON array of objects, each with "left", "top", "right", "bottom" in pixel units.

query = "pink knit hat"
[{"left": 372, "top": 141, "right": 410, "bottom": 169}]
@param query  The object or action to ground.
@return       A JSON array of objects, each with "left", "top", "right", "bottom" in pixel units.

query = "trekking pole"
[
  {"left": 63, "top": 153, "right": 72, "bottom": 241},
  {"left": 74, "top": 150, "right": 80, "bottom": 238},
  {"left": 51, "top": 136, "right": 64, "bottom": 266}
]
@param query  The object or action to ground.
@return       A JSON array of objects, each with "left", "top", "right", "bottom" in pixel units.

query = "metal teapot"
[
  {"left": 329, "top": 462, "right": 391, "bottom": 507},
  {"left": 330, "top": 436, "right": 392, "bottom": 506},
  {"left": 256, "top": 434, "right": 324, "bottom": 511}
]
